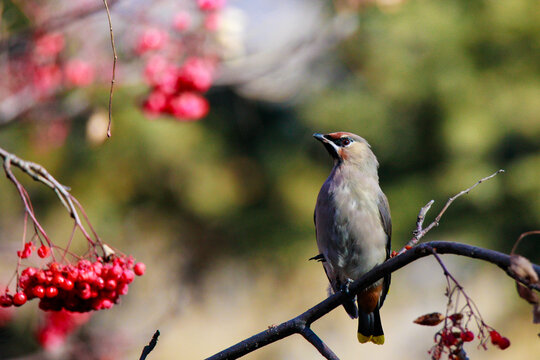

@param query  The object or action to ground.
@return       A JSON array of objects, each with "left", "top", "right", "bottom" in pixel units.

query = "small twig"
[
  {"left": 103, "top": 0, "right": 117, "bottom": 138},
  {"left": 139, "top": 330, "right": 160, "bottom": 360},
  {"left": 399, "top": 170, "right": 504, "bottom": 254},
  {"left": 300, "top": 327, "right": 340, "bottom": 360},
  {"left": 0, "top": 146, "right": 100, "bottom": 250},
  {"left": 510, "top": 230, "right": 540, "bottom": 255},
  {"left": 428, "top": 248, "right": 489, "bottom": 329}
]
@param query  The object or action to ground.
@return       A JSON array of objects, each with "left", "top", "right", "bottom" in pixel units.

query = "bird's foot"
[{"left": 341, "top": 278, "right": 354, "bottom": 294}]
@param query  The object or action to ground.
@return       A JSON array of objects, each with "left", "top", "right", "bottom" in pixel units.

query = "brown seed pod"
[{"left": 414, "top": 312, "right": 445, "bottom": 326}]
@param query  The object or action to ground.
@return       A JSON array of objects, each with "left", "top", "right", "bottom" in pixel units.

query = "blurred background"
[{"left": 0, "top": 0, "right": 539, "bottom": 359}]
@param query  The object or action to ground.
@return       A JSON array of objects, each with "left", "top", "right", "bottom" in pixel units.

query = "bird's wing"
[
  {"left": 377, "top": 191, "right": 392, "bottom": 306},
  {"left": 377, "top": 191, "right": 392, "bottom": 244},
  {"left": 314, "top": 204, "right": 338, "bottom": 289}
]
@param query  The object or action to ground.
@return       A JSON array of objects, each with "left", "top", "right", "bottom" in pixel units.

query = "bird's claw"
[{"left": 341, "top": 278, "right": 354, "bottom": 294}]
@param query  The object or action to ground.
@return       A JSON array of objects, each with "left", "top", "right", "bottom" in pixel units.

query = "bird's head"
[{"left": 313, "top": 132, "right": 379, "bottom": 171}]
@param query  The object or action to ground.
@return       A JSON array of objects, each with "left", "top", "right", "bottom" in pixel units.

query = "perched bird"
[{"left": 313, "top": 132, "right": 391, "bottom": 345}]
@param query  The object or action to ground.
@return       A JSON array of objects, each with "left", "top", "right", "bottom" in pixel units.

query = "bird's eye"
[{"left": 341, "top": 138, "right": 351, "bottom": 146}]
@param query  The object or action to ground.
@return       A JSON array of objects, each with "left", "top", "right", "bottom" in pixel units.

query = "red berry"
[
  {"left": 17, "top": 243, "right": 33, "bottom": 258},
  {"left": 45, "top": 286, "right": 58, "bottom": 298},
  {"left": 134, "top": 262, "right": 146, "bottom": 276},
  {"left": 78, "top": 259, "right": 92, "bottom": 269},
  {"left": 460, "top": 330, "right": 474, "bottom": 342},
  {"left": 498, "top": 337, "right": 510, "bottom": 350},
  {"left": 21, "top": 267, "right": 37, "bottom": 277},
  {"left": 490, "top": 330, "right": 502, "bottom": 345},
  {"left": 37, "top": 245, "right": 50, "bottom": 258},
  {"left": 168, "top": 92, "right": 209, "bottom": 121},
  {"left": 118, "top": 283, "right": 129, "bottom": 295},
  {"left": 100, "top": 299, "right": 113, "bottom": 309},
  {"left": 77, "top": 283, "right": 91, "bottom": 300},
  {"left": 0, "top": 294, "right": 13, "bottom": 307},
  {"left": 177, "top": 57, "right": 214, "bottom": 92},
  {"left": 53, "top": 274, "right": 65, "bottom": 287},
  {"left": 105, "top": 279, "right": 117, "bottom": 291},
  {"left": 33, "top": 286, "right": 46, "bottom": 298},
  {"left": 136, "top": 28, "right": 168, "bottom": 54},
  {"left": 49, "top": 262, "right": 62, "bottom": 273},
  {"left": 66, "top": 267, "right": 79, "bottom": 281},
  {"left": 36, "top": 270, "right": 48, "bottom": 284},
  {"left": 443, "top": 333, "right": 458, "bottom": 347},
  {"left": 122, "top": 270, "right": 135, "bottom": 283},
  {"left": 93, "top": 262, "right": 103, "bottom": 276},
  {"left": 143, "top": 90, "right": 169, "bottom": 115},
  {"left": 65, "top": 59, "right": 94, "bottom": 86},
  {"left": 109, "top": 265, "right": 123, "bottom": 280},
  {"left": 35, "top": 33, "right": 65, "bottom": 58},
  {"left": 95, "top": 277, "right": 105, "bottom": 289},
  {"left": 61, "top": 279, "right": 74, "bottom": 291},
  {"left": 13, "top": 292, "right": 27, "bottom": 306}
]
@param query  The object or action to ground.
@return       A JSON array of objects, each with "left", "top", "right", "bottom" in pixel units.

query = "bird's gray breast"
[{"left": 315, "top": 174, "right": 387, "bottom": 284}]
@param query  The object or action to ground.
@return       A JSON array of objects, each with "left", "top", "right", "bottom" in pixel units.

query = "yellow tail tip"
[
  {"left": 357, "top": 333, "right": 372, "bottom": 343},
  {"left": 371, "top": 335, "right": 385, "bottom": 345},
  {"left": 357, "top": 333, "right": 385, "bottom": 345}
]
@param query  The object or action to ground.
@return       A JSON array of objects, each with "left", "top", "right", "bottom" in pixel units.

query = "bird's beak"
[
  {"left": 313, "top": 133, "right": 340, "bottom": 159},
  {"left": 313, "top": 133, "right": 329, "bottom": 143}
]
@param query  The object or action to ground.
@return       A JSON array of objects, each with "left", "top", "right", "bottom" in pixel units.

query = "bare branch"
[
  {"left": 139, "top": 330, "right": 160, "bottom": 360},
  {"left": 102, "top": 0, "right": 117, "bottom": 138},
  {"left": 0, "top": 146, "right": 104, "bottom": 252},
  {"left": 400, "top": 169, "right": 504, "bottom": 254},
  {"left": 206, "top": 241, "right": 540, "bottom": 359}
]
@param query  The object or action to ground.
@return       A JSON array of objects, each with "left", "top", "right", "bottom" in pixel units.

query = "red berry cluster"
[
  {"left": 429, "top": 313, "right": 511, "bottom": 360},
  {"left": 1, "top": 256, "right": 145, "bottom": 312},
  {"left": 142, "top": 55, "right": 214, "bottom": 121},
  {"left": 8, "top": 32, "right": 95, "bottom": 97},
  {"left": 490, "top": 330, "right": 510, "bottom": 350},
  {"left": 16, "top": 241, "right": 51, "bottom": 259},
  {"left": 138, "top": 1, "right": 226, "bottom": 121},
  {"left": 17, "top": 241, "right": 35, "bottom": 259},
  {"left": 433, "top": 327, "right": 476, "bottom": 360}
]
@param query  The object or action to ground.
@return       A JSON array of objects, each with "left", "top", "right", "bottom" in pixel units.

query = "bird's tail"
[
  {"left": 357, "top": 307, "right": 384, "bottom": 345},
  {"left": 343, "top": 298, "right": 358, "bottom": 319}
]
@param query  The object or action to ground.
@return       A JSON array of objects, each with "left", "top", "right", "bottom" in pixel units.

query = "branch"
[
  {"left": 206, "top": 241, "right": 540, "bottom": 360},
  {"left": 300, "top": 327, "right": 340, "bottom": 360},
  {"left": 0, "top": 146, "right": 104, "bottom": 251},
  {"left": 400, "top": 169, "right": 504, "bottom": 254},
  {"left": 102, "top": 0, "right": 117, "bottom": 138},
  {"left": 0, "top": 0, "right": 121, "bottom": 54},
  {"left": 139, "top": 330, "right": 160, "bottom": 360}
]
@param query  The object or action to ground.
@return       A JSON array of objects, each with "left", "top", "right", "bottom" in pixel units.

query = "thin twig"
[
  {"left": 103, "top": 0, "right": 117, "bottom": 138},
  {"left": 399, "top": 169, "right": 504, "bottom": 254},
  {"left": 510, "top": 230, "right": 540, "bottom": 255},
  {"left": 139, "top": 330, "right": 160, "bottom": 360},
  {"left": 0, "top": 146, "right": 101, "bottom": 250}
]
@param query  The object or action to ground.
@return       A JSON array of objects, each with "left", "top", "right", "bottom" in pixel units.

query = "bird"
[{"left": 312, "top": 131, "right": 391, "bottom": 345}]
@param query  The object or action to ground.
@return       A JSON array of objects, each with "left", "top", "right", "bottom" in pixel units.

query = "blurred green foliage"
[
  {"left": 1, "top": 1, "right": 540, "bottom": 358},
  {"left": 1, "top": 0, "right": 539, "bottom": 288}
]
